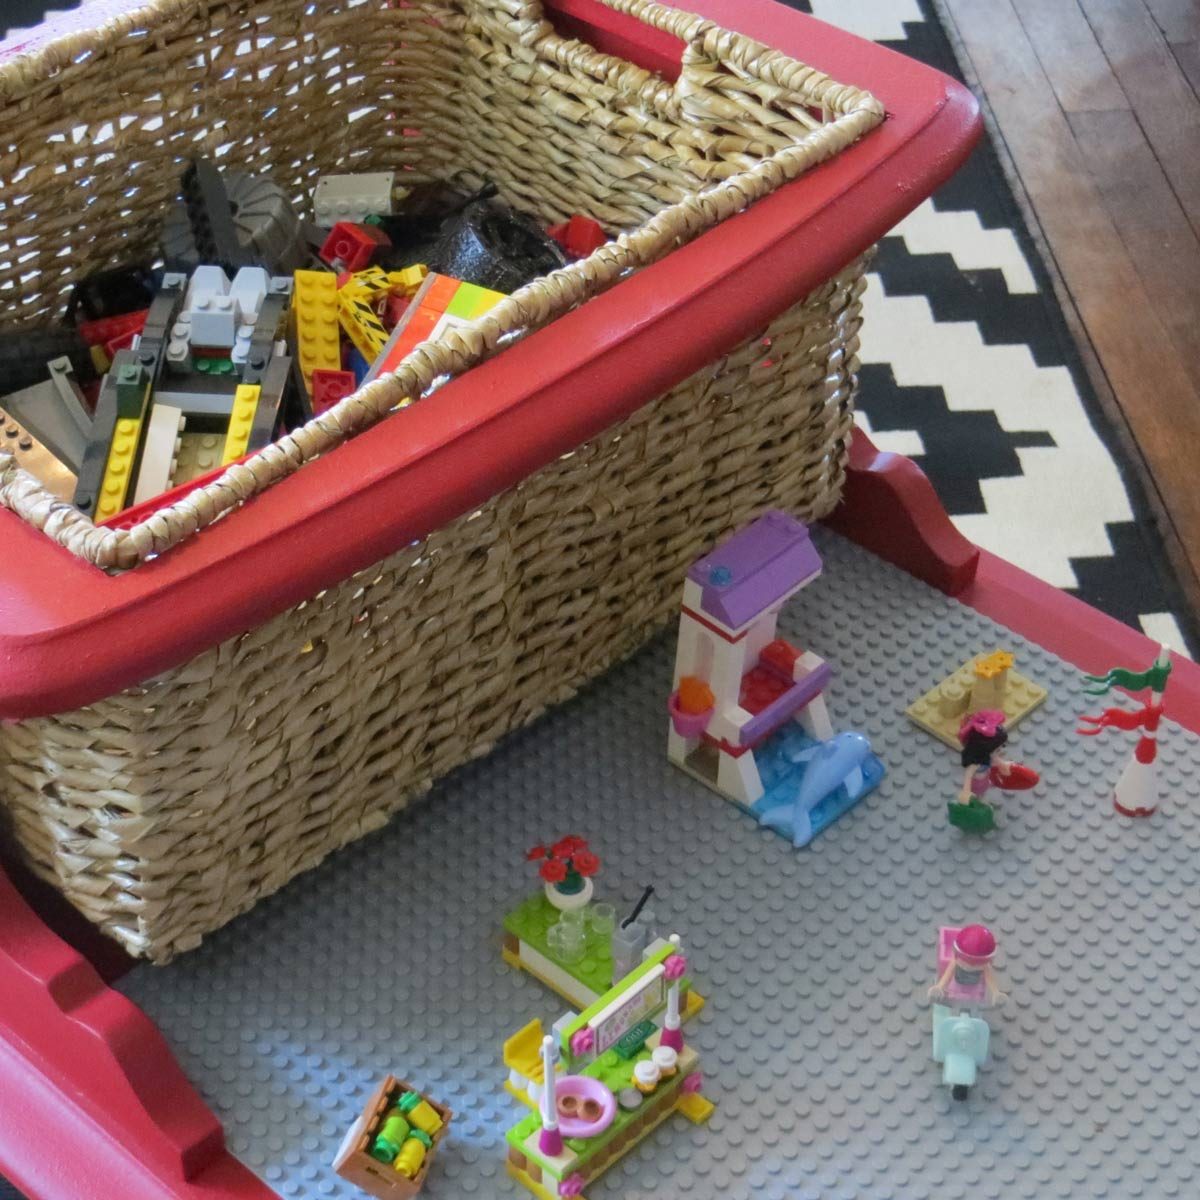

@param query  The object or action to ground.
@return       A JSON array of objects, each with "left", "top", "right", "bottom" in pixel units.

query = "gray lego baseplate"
[{"left": 118, "top": 529, "right": 1200, "bottom": 1200}]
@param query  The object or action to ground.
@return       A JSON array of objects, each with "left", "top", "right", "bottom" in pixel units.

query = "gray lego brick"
[{"left": 117, "top": 529, "right": 1200, "bottom": 1200}]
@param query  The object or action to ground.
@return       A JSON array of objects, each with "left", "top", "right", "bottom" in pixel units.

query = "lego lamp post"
[
  {"left": 1077, "top": 645, "right": 1173, "bottom": 818},
  {"left": 660, "top": 935, "right": 686, "bottom": 1053},
  {"left": 538, "top": 1035, "right": 564, "bottom": 1157}
]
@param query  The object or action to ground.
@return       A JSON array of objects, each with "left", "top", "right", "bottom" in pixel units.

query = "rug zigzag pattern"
[{"left": 786, "top": 0, "right": 1194, "bottom": 653}]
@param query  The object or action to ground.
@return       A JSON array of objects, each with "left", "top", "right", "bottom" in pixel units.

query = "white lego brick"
[
  {"left": 312, "top": 171, "right": 396, "bottom": 226},
  {"left": 228, "top": 267, "right": 270, "bottom": 323},
  {"left": 188, "top": 293, "right": 239, "bottom": 349},
  {"left": 132, "top": 404, "right": 185, "bottom": 505},
  {"left": 184, "top": 265, "right": 230, "bottom": 309}
]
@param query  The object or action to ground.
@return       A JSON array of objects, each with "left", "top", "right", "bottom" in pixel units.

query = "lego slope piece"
[
  {"left": 117, "top": 529, "right": 1200, "bottom": 1200},
  {"left": 907, "top": 649, "right": 1048, "bottom": 749}
]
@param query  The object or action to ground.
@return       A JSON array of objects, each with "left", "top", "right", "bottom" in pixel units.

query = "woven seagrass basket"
[{"left": 0, "top": 0, "right": 882, "bottom": 959}]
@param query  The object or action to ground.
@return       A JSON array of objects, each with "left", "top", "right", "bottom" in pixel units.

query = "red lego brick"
[
  {"left": 383, "top": 292, "right": 410, "bottom": 330},
  {"left": 77, "top": 308, "right": 149, "bottom": 348},
  {"left": 547, "top": 215, "right": 606, "bottom": 259},
  {"left": 103, "top": 326, "right": 140, "bottom": 359},
  {"left": 738, "top": 665, "right": 789, "bottom": 715},
  {"left": 319, "top": 222, "right": 391, "bottom": 272},
  {"left": 760, "top": 638, "right": 802, "bottom": 677},
  {"left": 311, "top": 368, "right": 357, "bottom": 416}
]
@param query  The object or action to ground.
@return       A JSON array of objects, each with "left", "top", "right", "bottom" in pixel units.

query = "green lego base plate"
[
  {"left": 906, "top": 653, "right": 1047, "bottom": 749},
  {"left": 503, "top": 892, "right": 613, "bottom": 997}
]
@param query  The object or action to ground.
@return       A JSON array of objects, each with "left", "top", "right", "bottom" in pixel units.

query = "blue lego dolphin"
[{"left": 758, "top": 731, "right": 874, "bottom": 847}]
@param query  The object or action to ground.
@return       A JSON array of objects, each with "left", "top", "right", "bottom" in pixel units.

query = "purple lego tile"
[{"left": 686, "top": 509, "right": 822, "bottom": 630}]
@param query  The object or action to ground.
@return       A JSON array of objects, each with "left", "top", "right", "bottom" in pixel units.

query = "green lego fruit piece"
[{"left": 947, "top": 798, "right": 996, "bottom": 834}]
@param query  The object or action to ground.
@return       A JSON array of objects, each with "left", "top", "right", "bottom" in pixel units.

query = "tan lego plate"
[{"left": 906, "top": 650, "right": 1047, "bottom": 749}]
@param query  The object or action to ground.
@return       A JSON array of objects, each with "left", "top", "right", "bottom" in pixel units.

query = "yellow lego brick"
[
  {"left": 905, "top": 650, "right": 1048, "bottom": 749},
  {"left": 387, "top": 264, "right": 428, "bottom": 296},
  {"left": 291, "top": 270, "right": 341, "bottom": 392},
  {"left": 337, "top": 291, "right": 389, "bottom": 360},
  {"left": 93, "top": 416, "right": 142, "bottom": 521},
  {"left": 343, "top": 266, "right": 391, "bottom": 300},
  {"left": 222, "top": 384, "right": 261, "bottom": 464}
]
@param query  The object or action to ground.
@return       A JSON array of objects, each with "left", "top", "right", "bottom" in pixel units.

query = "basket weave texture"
[
  {"left": 0, "top": 0, "right": 881, "bottom": 567},
  {"left": 0, "top": 0, "right": 882, "bottom": 959}
]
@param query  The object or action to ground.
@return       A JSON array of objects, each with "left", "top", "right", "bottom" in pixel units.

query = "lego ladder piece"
[
  {"left": 181, "top": 160, "right": 252, "bottom": 274},
  {"left": 905, "top": 649, "right": 1048, "bottom": 750}
]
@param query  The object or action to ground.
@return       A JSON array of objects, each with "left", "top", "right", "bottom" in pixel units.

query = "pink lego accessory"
[
  {"left": 664, "top": 954, "right": 687, "bottom": 981},
  {"left": 569, "top": 1028, "right": 595, "bottom": 1057},
  {"left": 958, "top": 709, "right": 1006, "bottom": 743},
  {"left": 954, "top": 924, "right": 997, "bottom": 964}
]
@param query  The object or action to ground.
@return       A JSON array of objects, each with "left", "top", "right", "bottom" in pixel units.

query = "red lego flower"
[
  {"left": 552, "top": 835, "right": 586, "bottom": 859},
  {"left": 526, "top": 843, "right": 548, "bottom": 861},
  {"left": 539, "top": 858, "right": 568, "bottom": 884},
  {"left": 572, "top": 850, "right": 600, "bottom": 877}
]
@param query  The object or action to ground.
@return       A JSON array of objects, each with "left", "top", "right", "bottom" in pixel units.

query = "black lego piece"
[
  {"left": 180, "top": 159, "right": 252, "bottom": 275},
  {"left": 66, "top": 263, "right": 157, "bottom": 323},
  {"left": 0, "top": 326, "right": 94, "bottom": 397},
  {"left": 423, "top": 196, "right": 567, "bottom": 293}
]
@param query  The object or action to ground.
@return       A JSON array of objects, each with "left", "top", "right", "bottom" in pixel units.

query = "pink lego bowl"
[
  {"left": 555, "top": 1076, "right": 616, "bottom": 1139},
  {"left": 668, "top": 692, "right": 713, "bottom": 738}
]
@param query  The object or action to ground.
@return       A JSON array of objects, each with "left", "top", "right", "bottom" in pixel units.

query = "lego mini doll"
[
  {"left": 928, "top": 924, "right": 1006, "bottom": 1007},
  {"left": 947, "top": 710, "right": 1038, "bottom": 833}
]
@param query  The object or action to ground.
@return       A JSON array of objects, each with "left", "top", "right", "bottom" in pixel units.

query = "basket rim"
[
  {"left": 0, "top": 0, "right": 982, "bottom": 721},
  {"left": 0, "top": 0, "right": 884, "bottom": 570}
]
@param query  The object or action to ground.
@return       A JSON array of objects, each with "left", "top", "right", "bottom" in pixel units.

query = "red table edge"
[
  {"left": 3, "top": 431, "right": 1198, "bottom": 1200},
  {"left": 0, "top": 0, "right": 982, "bottom": 719}
]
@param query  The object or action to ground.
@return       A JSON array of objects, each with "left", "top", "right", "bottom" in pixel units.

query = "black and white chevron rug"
[{"left": 783, "top": 0, "right": 1197, "bottom": 656}]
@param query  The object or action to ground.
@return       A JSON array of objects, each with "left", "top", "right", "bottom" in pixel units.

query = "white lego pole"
[
  {"left": 1113, "top": 645, "right": 1171, "bottom": 818},
  {"left": 537, "top": 1035, "right": 564, "bottom": 1156},
  {"left": 660, "top": 934, "right": 684, "bottom": 1052}
]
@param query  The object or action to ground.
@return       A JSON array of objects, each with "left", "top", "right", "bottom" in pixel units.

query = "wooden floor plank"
[
  {"left": 1141, "top": 0, "right": 1200, "bottom": 44},
  {"left": 1082, "top": 0, "right": 1200, "bottom": 236},
  {"left": 1012, "top": 0, "right": 1128, "bottom": 112},
  {"left": 941, "top": 0, "right": 1200, "bottom": 601},
  {"left": 1068, "top": 108, "right": 1200, "bottom": 396},
  {"left": 1173, "top": 39, "right": 1200, "bottom": 97}
]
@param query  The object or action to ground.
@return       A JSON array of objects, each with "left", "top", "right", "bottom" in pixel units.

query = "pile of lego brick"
[{"left": 0, "top": 159, "right": 609, "bottom": 533}]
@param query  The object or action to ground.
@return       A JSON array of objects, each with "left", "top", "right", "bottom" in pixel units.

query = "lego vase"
[
  {"left": 668, "top": 691, "right": 713, "bottom": 738},
  {"left": 545, "top": 877, "right": 593, "bottom": 912}
]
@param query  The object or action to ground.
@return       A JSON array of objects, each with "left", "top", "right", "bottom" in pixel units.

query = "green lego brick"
[{"left": 905, "top": 651, "right": 1048, "bottom": 749}]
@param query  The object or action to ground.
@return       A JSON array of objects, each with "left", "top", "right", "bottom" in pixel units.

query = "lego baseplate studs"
[
  {"left": 119, "top": 532, "right": 1200, "bottom": 1200},
  {"left": 906, "top": 649, "right": 1047, "bottom": 749}
]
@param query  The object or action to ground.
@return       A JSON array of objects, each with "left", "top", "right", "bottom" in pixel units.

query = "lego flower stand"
[
  {"left": 527, "top": 836, "right": 601, "bottom": 912},
  {"left": 667, "top": 510, "right": 884, "bottom": 846},
  {"left": 332, "top": 1076, "right": 451, "bottom": 1198},
  {"left": 504, "top": 935, "right": 713, "bottom": 1200}
]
